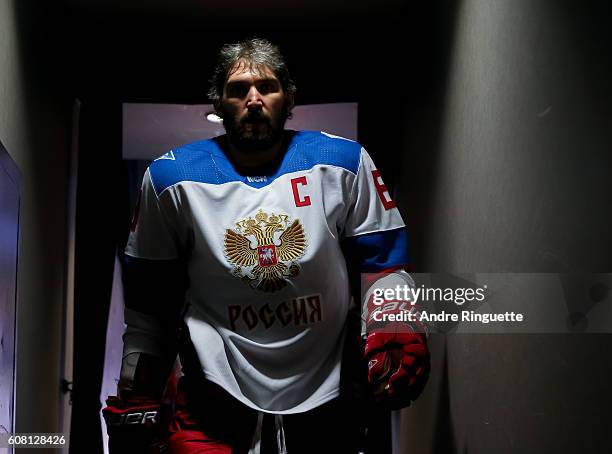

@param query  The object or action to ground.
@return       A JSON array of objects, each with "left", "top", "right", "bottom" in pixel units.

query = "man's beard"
[{"left": 223, "top": 107, "right": 288, "bottom": 153}]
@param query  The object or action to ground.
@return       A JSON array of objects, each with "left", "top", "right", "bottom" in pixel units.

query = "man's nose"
[{"left": 246, "top": 86, "right": 263, "bottom": 110}]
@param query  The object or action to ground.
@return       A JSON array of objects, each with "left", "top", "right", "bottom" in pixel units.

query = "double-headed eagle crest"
[{"left": 224, "top": 210, "right": 307, "bottom": 292}]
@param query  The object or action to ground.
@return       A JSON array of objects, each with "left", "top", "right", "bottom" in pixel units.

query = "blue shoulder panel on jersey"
[
  {"left": 282, "top": 131, "right": 361, "bottom": 175},
  {"left": 342, "top": 227, "right": 413, "bottom": 272},
  {"left": 147, "top": 131, "right": 362, "bottom": 194},
  {"left": 148, "top": 140, "right": 225, "bottom": 196}
]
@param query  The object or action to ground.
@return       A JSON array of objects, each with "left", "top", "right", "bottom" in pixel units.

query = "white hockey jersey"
[{"left": 125, "top": 130, "right": 410, "bottom": 413}]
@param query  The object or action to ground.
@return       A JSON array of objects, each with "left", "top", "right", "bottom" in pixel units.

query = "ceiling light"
[{"left": 206, "top": 113, "right": 223, "bottom": 123}]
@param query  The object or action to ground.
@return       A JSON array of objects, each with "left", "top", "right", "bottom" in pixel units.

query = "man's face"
[{"left": 217, "top": 61, "right": 293, "bottom": 152}]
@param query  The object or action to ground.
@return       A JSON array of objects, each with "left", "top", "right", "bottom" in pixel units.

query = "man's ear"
[
  {"left": 213, "top": 100, "right": 223, "bottom": 118},
  {"left": 286, "top": 93, "right": 295, "bottom": 112}
]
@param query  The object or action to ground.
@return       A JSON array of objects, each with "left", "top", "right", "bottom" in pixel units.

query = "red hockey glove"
[
  {"left": 364, "top": 299, "right": 430, "bottom": 409},
  {"left": 102, "top": 395, "right": 167, "bottom": 454}
]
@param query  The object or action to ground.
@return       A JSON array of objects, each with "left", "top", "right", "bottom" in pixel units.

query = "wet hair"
[{"left": 208, "top": 38, "right": 296, "bottom": 103}]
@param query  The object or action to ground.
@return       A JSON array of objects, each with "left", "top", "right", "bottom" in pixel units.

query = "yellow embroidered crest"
[{"left": 224, "top": 210, "right": 307, "bottom": 292}]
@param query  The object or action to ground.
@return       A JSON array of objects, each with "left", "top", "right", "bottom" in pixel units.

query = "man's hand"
[
  {"left": 364, "top": 296, "right": 430, "bottom": 409},
  {"left": 102, "top": 395, "right": 167, "bottom": 454}
]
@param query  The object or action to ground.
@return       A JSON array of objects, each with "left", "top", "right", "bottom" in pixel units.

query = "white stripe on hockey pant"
[
  {"left": 275, "top": 414, "right": 287, "bottom": 454},
  {"left": 249, "top": 411, "right": 264, "bottom": 454}
]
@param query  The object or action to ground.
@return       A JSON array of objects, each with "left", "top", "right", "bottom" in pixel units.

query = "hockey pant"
[{"left": 168, "top": 376, "right": 364, "bottom": 454}]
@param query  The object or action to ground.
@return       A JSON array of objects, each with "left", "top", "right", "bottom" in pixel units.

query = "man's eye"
[
  {"left": 258, "top": 82, "right": 277, "bottom": 94},
  {"left": 227, "top": 85, "right": 248, "bottom": 98}
]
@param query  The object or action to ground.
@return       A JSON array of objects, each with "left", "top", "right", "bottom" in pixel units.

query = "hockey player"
[{"left": 103, "top": 38, "right": 429, "bottom": 453}]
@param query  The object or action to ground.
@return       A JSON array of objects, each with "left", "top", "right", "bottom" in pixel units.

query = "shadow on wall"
[
  {"left": 432, "top": 344, "right": 458, "bottom": 454},
  {"left": 10, "top": 0, "right": 72, "bottom": 440},
  {"left": 397, "top": 0, "right": 612, "bottom": 452}
]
